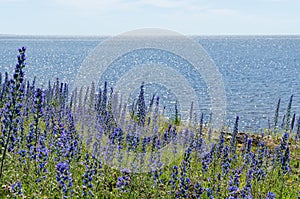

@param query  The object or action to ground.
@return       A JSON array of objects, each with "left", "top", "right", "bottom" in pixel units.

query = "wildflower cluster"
[{"left": 0, "top": 47, "right": 299, "bottom": 199}]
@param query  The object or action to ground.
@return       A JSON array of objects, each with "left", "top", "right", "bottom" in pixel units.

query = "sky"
[{"left": 0, "top": 0, "right": 300, "bottom": 35}]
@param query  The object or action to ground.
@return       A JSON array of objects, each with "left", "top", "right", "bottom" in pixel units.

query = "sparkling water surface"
[{"left": 0, "top": 35, "right": 299, "bottom": 131}]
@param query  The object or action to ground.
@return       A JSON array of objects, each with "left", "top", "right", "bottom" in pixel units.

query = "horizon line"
[{"left": 1, "top": 33, "right": 300, "bottom": 37}]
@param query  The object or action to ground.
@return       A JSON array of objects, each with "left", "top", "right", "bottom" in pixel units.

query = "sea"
[{"left": 0, "top": 35, "right": 300, "bottom": 132}]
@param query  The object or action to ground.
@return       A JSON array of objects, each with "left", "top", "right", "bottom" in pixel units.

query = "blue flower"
[
  {"left": 56, "top": 161, "right": 73, "bottom": 197},
  {"left": 281, "top": 147, "right": 290, "bottom": 174},
  {"left": 265, "top": 192, "right": 276, "bottom": 199},
  {"left": 11, "top": 181, "right": 23, "bottom": 195}
]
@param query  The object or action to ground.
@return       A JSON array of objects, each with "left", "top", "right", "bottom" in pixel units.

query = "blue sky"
[{"left": 1, "top": 0, "right": 300, "bottom": 35}]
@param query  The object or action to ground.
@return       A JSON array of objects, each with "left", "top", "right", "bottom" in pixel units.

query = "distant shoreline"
[{"left": 1, "top": 34, "right": 300, "bottom": 40}]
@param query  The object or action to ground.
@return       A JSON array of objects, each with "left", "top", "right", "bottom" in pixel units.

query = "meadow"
[{"left": 0, "top": 47, "right": 299, "bottom": 198}]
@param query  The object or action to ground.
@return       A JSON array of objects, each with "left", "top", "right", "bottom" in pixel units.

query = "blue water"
[{"left": 0, "top": 35, "right": 300, "bottom": 131}]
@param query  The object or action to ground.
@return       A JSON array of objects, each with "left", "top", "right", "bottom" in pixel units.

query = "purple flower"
[
  {"left": 170, "top": 165, "right": 179, "bottom": 192},
  {"left": 265, "top": 192, "right": 276, "bottom": 199},
  {"left": 56, "top": 161, "right": 73, "bottom": 197},
  {"left": 0, "top": 47, "right": 27, "bottom": 179},
  {"left": 281, "top": 147, "right": 290, "bottom": 174},
  {"left": 295, "top": 116, "right": 300, "bottom": 142},
  {"left": 178, "top": 177, "right": 190, "bottom": 198},
  {"left": 136, "top": 82, "right": 146, "bottom": 127},
  {"left": 279, "top": 132, "right": 289, "bottom": 151},
  {"left": 194, "top": 182, "right": 204, "bottom": 198},
  {"left": 116, "top": 169, "right": 131, "bottom": 192},
  {"left": 228, "top": 169, "right": 241, "bottom": 198},
  {"left": 11, "top": 181, "right": 23, "bottom": 195},
  {"left": 243, "top": 138, "right": 253, "bottom": 166},
  {"left": 241, "top": 169, "right": 253, "bottom": 199},
  {"left": 206, "top": 188, "right": 214, "bottom": 199},
  {"left": 82, "top": 153, "right": 98, "bottom": 197},
  {"left": 230, "top": 116, "right": 239, "bottom": 154},
  {"left": 222, "top": 146, "right": 231, "bottom": 175}
]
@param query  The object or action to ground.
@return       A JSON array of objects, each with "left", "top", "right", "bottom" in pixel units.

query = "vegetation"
[{"left": 0, "top": 47, "right": 299, "bottom": 198}]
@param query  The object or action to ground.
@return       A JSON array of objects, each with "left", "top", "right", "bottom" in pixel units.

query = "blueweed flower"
[
  {"left": 56, "top": 161, "right": 73, "bottom": 197},
  {"left": 228, "top": 169, "right": 241, "bottom": 198},
  {"left": 141, "top": 136, "right": 150, "bottom": 153},
  {"left": 170, "top": 165, "right": 179, "bottom": 193},
  {"left": 163, "top": 124, "right": 172, "bottom": 146},
  {"left": 103, "top": 139, "right": 115, "bottom": 165},
  {"left": 108, "top": 127, "right": 125, "bottom": 168},
  {"left": 54, "top": 122, "right": 70, "bottom": 159},
  {"left": 151, "top": 96, "right": 160, "bottom": 135},
  {"left": 241, "top": 168, "right": 254, "bottom": 199},
  {"left": 194, "top": 182, "right": 204, "bottom": 198},
  {"left": 231, "top": 116, "right": 239, "bottom": 154},
  {"left": 17, "top": 149, "right": 27, "bottom": 164},
  {"left": 93, "top": 118, "right": 104, "bottom": 158},
  {"left": 279, "top": 132, "right": 289, "bottom": 151},
  {"left": 265, "top": 192, "right": 276, "bottom": 199},
  {"left": 109, "top": 127, "right": 124, "bottom": 145},
  {"left": 222, "top": 145, "right": 231, "bottom": 175},
  {"left": 272, "top": 146, "right": 282, "bottom": 168},
  {"left": 31, "top": 88, "right": 45, "bottom": 149},
  {"left": 274, "top": 98, "right": 281, "bottom": 133},
  {"left": 36, "top": 134, "right": 49, "bottom": 182},
  {"left": 126, "top": 131, "right": 140, "bottom": 152},
  {"left": 257, "top": 141, "right": 266, "bottom": 171},
  {"left": 291, "top": 113, "right": 296, "bottom": 132},
  {"left": 66, "top": 109, "right": 80, "bottom": 159},
  {"left": 178, "top": 177, "right": 190, "bottom": 198},
  {"left": 281, "top": 114, "right": 286, "bottom": 130},
  {"left": 137, "top": 82, "right": 146, "bottom": 127},
  {"left": 281, "top": 146, "right": 290, "bottom": 174},
  {"left": 285, "top": 95, "right": 293, "bottom": 131},
  {"left": 116, "top": 169, "right": 131, "bottom": 192},
  {"left": 216, "top": 132, "right": 225, "bottom": 158},
  {"left": 0, "top": 71, "right": 2, "bottom": 89},
  {"left": 11, "top": 181, "right": 23, "bottom": 196},
  {"left": 202, "top": 152, "right": 211, "bottom": 173},
  {"left": 82, "top": 153, "right": 97, "bottom": 197},
  {"left": 152, "top": 161, "right": 163, "bottom": 184},
  {"left": 26, "top": 124, "right": 35, "bottom": 159},
  {"left": 33, "top": 88, "right": 45, "bottom": 120},
  {"left": 243, "top": 138, "right": 252, "bottom": 166},
  {"left": 296, "top": 116, "right": 300, "bottom": 142},
  {"left": 250, "top": 152, "right": 264, "bottom": 181},
  {"left": 104, "top": 87, "right": 117, "bottom": 132},
  {"left": 0, "top": 47, "right": 26, "bottom": 179},
  {"left": 139, "top": 136, "right": 150, "bottom": 169},
  {"left": 174, "top": 101, "right": 180, "bottom": 125},
  {"left": 51, "top": 117, "right": 79, "bottom": 162},
  {"left": 206, "top": 188, "right": 214, "bottom": 199},
  {"left": 181, "top": 147, "right": 192, "bottom": 176},
  {"left": 101, "top": 81, "right": 108, "bottom": 115},
  {"left": 241, "top": 134, "right": 249, "bottom": 155}
]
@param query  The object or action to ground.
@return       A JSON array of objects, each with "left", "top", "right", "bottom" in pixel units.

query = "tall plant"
[{"left": 0, "top": 47, "right": 26, "bottom": 180}]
